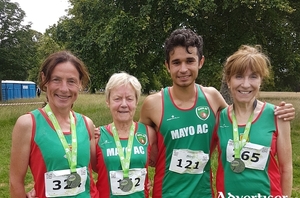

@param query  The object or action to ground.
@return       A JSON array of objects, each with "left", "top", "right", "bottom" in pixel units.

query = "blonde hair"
[
  {"left": 224, "top": 45, "right": 270, "bottom": 82},
  {"left": 105, "top": 72, "right": 142, "bottom": 102}
]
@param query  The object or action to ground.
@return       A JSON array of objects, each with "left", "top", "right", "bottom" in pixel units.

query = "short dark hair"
[{"left": 164, "top": 28, "right": 204, "bottom": 64}]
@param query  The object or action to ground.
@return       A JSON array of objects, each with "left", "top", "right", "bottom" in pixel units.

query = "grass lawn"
[{"left": 1, "top": 92, "right": 299, "bottom": 197}]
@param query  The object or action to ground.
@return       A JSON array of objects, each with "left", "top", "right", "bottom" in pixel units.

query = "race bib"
[
  {"left": 226, "top": 139, "right": 270, "bottom": 170},
  {"left": 110, "top": 168, "right": 147, "bottom": 195},
  {"left": 44, "top": 167, "right": 87, "bottom": 197},
  {"left": 169, "top": 149, "right": 209, "bottom": 174}
]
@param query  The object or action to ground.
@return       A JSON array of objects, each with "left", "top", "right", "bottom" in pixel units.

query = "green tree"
[
  {"left": 52, "top": 0, "right": 167, "bottom": 93},
  {"left": 48, "top": 0, "right": 299, "bottom": 93},
  {"left": 0, "top": 0, "right": 41, "bottom": 100},
  {"left": 0, "top": 0, "right": 40, "bottom": 80},
  {"left": 27, "top": 33, "right": 63, "bottom": 83}
]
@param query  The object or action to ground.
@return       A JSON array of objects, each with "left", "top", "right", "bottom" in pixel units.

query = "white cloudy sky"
[{"left": 12, "top": 0, "right": 70, "bottom": 33}]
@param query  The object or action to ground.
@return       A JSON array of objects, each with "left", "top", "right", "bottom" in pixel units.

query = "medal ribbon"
[
  {"left": 44, "top": 104, "right": 77, "bottom": 173},
  {"left": 231, "top": 100, "right": 257, "bottom": 159},
  {"left": 111, "top": 122, "right": 135, "bottom": 178}
]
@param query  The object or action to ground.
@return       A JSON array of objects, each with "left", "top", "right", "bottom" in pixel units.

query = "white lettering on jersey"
[
  {"left": 107, "top": 146, "right": 145, "bottom": 156},
  {"left": 171, "top": 124, "right": 209, "bottom": 139}
]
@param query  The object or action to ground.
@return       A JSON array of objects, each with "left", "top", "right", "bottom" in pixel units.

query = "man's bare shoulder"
[
  {"left": 140, "top": 91, "right": 163, "bottom": 126},
  {"left": 200, "top": 85, "right": 220, "bottom": 95},
  {"left": 142, "top": 92, "right": 162, "bottom": 109},
  {"left": 199, "top": 85, "right": 228, "bottom": 111}
]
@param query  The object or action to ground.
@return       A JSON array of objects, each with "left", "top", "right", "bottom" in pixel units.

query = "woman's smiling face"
[
  {"left": 228, "top": 68, "right": 262, "bottom": 104},
  {"left": 107, "top": 84, "right": 137, "bottom": 124},
  {"left": 44, "top": 61, "right": 81, "bottom": 110}
]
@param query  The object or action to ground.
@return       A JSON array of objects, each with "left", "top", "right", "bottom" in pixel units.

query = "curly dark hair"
[{"left": 164, "top": 28, "right": 204, "bottom": 65}]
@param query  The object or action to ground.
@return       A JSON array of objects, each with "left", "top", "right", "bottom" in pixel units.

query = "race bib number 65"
[{"left": 226, "top": 139, "right": 270, "bottom": 170}]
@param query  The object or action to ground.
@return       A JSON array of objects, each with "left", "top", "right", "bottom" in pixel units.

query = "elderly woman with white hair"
[{"left": 95, "top": 72, "right": 157, "bottom": 198}]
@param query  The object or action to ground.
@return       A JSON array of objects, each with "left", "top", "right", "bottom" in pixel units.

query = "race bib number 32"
[{"left": 44, "top": 167, "right": 87, "bottom": 197}]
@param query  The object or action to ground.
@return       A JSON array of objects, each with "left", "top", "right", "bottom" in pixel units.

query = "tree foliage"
[
  {"left": 49, "top": 0, "right": 299, "bottom": 92},
  {"left": 2, "top": 0, "right": 300, "bottom": 94},
  {"left": 0, "top": 0, "right": 39, "bottom": 81}
]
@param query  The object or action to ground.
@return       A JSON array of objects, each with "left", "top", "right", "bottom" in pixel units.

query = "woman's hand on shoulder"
[{"left": 275, "top": 101, "right": 295, "bottom": 121}]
